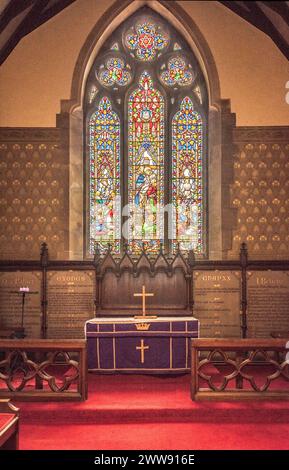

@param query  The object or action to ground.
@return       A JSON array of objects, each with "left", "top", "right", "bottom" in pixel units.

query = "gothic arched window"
[{"left": 85, "top": 8, "right": 208, "bottom": 256}]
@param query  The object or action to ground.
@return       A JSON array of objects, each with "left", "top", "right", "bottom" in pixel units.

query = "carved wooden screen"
[
  {"left": 85, "top": 7, "right": 208, "bottom": 258},
  {"left": 95, "top": 249, "right": 192, "bottom": 316}
]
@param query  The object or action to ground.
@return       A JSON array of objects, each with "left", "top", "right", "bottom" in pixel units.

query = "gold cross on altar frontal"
[
  {"left": 134, "top": 285, "right": 157, "bottom": 319},
  {"left": 136, "top": 339, "right": 149, "bottom": 364}
]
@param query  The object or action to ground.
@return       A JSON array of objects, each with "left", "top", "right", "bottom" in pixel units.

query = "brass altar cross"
[
  {"left": 134, "top": 285, "right": 156, "bottom": 319},
  {"left": 136, "top": 339, "right": 149, "bottom": 364}
]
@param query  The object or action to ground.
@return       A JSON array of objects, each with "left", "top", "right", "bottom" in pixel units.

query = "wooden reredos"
[{"left": 94, "top": 244, "right": 195, "bottom": 316}]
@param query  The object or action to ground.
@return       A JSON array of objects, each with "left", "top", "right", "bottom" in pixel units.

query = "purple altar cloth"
[{"left": 85, "top": 316, "right": 199, "bottom": 373}]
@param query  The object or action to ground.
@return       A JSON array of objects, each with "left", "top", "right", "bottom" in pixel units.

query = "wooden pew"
[{"left": 0, "top": 399, "right": 19, "bottom": 450}]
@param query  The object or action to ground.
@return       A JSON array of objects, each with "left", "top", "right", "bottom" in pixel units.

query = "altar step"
[{"left": 17, "top": 374, "right": 289, "bottom": 424}]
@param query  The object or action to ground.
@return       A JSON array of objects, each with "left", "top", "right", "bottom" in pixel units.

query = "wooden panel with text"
[
  {"left": 0, "top": 271, "right": 41, "bottom": 337},
  {"left": 47, "top": 271, "right": 95, "bottom": 338},
  {"left": 193, "top": 271, "right": 241, "bottom": 338},
  {"left": 247, "top": 271, "right": 289, "bottom": 337}
]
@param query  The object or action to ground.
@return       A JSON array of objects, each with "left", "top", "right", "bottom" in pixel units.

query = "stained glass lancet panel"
[
  {"left": 128, "top": 71, "right": 164, "bottom": 252},
  {"left": 89, "top": 97, "right": 120, "bottom": 253},
  {"left": 172, "top": 97, "right": 203, "bottom": 253}
]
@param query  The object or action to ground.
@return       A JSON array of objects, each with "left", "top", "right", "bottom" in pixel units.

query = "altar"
[
  {"left": 85, "top": 316, "right": 199, "bottom": 373},
  {"left": 85, "top": 248, "right": 198, "bottom": 373}
]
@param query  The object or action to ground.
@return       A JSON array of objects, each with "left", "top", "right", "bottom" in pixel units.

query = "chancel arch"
[
  {"left": 64, "top": 0, "right": 224, "bottom": 260},
  {"left": 2, "top": 1, "right": 289, "bottom": 430}
]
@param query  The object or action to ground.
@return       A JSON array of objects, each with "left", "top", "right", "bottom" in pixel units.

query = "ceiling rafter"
[
  {"left": 1, "top": 0, "right": 50, "bottom": 66},
  {"left": 0, "top": 0, "right": 76, "bottom": 66},
  {"left": 262, "top": 1, "right": 289, "bottom": 18},
  {"left": 0, "top": 0, "right": 34, "bottom": 35},
  {"left": 221, "top": 1, "right": 289, "bottom": 60}
]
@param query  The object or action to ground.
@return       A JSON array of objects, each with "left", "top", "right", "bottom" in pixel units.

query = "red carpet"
[{"left": 15, "top": 374, "right": 289, "bottom": 450}]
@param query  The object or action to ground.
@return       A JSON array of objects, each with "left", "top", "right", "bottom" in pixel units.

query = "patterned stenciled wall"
[
  {"left": 0, "top": 128, "right": 68, "bottom": 259},
  {"left": 228, "top": 127, "right": 289, "bottom": 259},
  {"left": 0, "top": 125, "right": 289, "bottom": 261}
]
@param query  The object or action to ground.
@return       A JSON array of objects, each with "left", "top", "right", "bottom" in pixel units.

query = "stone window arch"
[
  {"left": 84, "top": 7, "right": 208, "bottom": 256},
  {"left": 63, "top": 1, "right": 226, "bottom": 260}
]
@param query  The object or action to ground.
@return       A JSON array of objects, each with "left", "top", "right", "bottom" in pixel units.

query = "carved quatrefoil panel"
[
  {"left": 38, "top": 351, "right": 79, "bottom": 392},
  {"left": 197, "top": 348, "right": 289, "bottom": 393},
  {"left": 0, "top": 350, "right": 79, "bottom": 393}
]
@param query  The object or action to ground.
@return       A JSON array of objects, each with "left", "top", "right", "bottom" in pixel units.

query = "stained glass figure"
[
  {"left": 160, "top": 57, "right": 194, "bottom": 87},
  {"left": 89, "top": 97, "right": 120, "bottom": 253},
  {"left": 128, "top": 72, "right": 164, "bottom": 252},
  {"left": 97, "top": 58, "right": 132, "bottom": 87},
  {"left": 125, "top": 21, "right": 168, "bottom": 61},
  {"left": 172, "top": 97, "right": 203, "bottom": 253}
]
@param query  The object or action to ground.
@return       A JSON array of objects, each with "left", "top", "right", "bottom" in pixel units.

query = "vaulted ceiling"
[{"left": 0, "top": 0, "right": 288, "bottom": 67}]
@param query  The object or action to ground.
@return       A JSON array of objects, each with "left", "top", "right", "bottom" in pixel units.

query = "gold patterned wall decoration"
[
  {"left": 1, "top": 125, "right": 288, "bottom": 261},
  {"left": 0, "top": 128, "right": 68, "bottom": 259},
  {"left": 229, "top": 127, "right": 289, "bottom": 259}
]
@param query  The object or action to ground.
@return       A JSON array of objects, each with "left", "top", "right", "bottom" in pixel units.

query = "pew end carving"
[{"left": 0, "top": 399, "right": 19, "bottom": 450}]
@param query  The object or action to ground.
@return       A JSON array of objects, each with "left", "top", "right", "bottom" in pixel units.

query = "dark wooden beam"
[
  {"left": 262, "top": 1, "right": 289, "bottom": 19},
  {"left": 0, "top": 0, "right": 49, "bottom": 65},
  {"left": 0, "top": 0, "right": 76, "bottom": 66},
  {"left": 0, "top": 0, "right": 35, "bottom": 35},
  {"left": 220, "top": 1, "right": 289, "bottom": 60},
  {"left": 25, "top": 0, "right": 77, "bottom": 35}
]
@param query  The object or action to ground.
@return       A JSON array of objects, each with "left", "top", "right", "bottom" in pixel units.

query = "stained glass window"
[
  {"left": 160, "top": 57, "right": 194, "bottom": 87},
  {"left": 128, "top": 72, "right": 164, "bottom": 253},
  {"left": 86, "top": 9, "right": 207, "bottom": 257},
  {"left": 172, "top": 97, "right": 203, "bottom": 253},
  {"left": 125, "top": 21, "right": 168, "bottom": 61},
  {"left": 97, "top": 58, "right": 132, "bottom": 87},
  {"left": 89, "top": 97, "right": 120, "bottom": 253}
]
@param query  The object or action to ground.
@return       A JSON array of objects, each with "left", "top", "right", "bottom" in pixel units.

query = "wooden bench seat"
[{"left": 0, "top": 400, "right": 19, "bottom": 450}]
